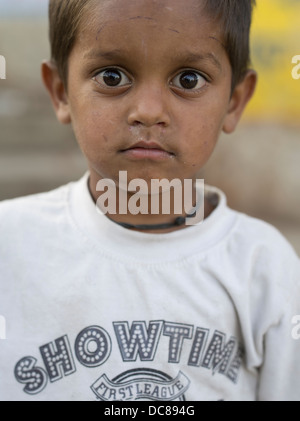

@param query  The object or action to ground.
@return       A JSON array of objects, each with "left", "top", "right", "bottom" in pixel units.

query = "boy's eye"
[
  {"left": 93, "top": 68, "right": 131, "bottom": 87},
  {"left": 171, "top": 71, "right": 206, "bottom": 90}
]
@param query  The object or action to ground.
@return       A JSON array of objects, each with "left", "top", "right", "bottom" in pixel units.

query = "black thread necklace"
[
  {"left": 109, "top": 214, "right": 189, "bottom": 230},
  {"left": 105, "top": 191, "right": 220, "bottom": 230},
  {"left": 106, "top": 205, "right": 201, "bottom": 231}
]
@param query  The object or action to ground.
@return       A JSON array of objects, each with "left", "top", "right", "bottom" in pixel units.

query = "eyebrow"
[
  {"left": 84, "top": 49, "right": 222, "bottom": 71},
  {"left": 84, "top": 49, "right": 124, "bottom": 61},
  {"left": 174, "top": 52, "right": 222, "bottom": 71}
]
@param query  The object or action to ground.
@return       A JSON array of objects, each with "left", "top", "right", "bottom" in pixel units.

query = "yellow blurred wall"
[{"left": 246, "top": 0, "right": 300, "bottom": 122}]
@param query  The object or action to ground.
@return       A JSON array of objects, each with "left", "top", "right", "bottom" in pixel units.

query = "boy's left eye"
[
  {"left": 93, "top": 68, "right": 131, "bottom": 87},
  {"left": 171, "top": 71, "right": 206, "bottom": 90}
]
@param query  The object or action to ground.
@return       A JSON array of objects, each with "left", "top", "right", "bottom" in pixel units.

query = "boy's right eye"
[{"left": 93, "top": 68, "right": 131, "bottom": 88}]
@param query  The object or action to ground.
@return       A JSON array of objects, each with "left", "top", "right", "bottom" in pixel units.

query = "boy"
[{"left": 0, "top": 0, "right": 300, "bottom": 401}]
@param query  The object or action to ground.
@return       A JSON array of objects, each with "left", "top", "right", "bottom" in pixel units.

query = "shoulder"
[
  {"left": 225, "top": 210, "right": 300, "bottom": 291},
  {"left": 205, "top": 184, "right": 298, "bottom": 262},
  {"left": 0, "top": 183, "right": 72, "bottom": 235},
  {"left": 205, "top": 185, "right": 297, "bottom": 260},
  {"left": 218, "top": 211, "right": 300, "bottom": 328},
  {"left": 232, "top": 211, "right": 298, "bottom": 258}
]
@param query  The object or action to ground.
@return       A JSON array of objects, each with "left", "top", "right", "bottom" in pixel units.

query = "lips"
[
  {"left": 121, "top": 140, "right": 174, "bottom": 160},
  {"left": 125, "top": 140, "right": 167, "bottom": 151}
]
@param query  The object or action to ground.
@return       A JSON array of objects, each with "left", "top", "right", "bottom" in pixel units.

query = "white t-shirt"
[{"left": 0, "top": 173, "right": 300, "bottom": 401}]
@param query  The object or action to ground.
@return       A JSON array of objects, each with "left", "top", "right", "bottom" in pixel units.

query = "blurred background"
[{"left": 0, "top": 0, "right": 299, "bottom": 254}]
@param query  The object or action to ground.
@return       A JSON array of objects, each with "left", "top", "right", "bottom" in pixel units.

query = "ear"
[
  {"left": 41, "top": 60, "right": 71, "bottom": 125},
  {"left": 222, "top": 70, "right": 257, "bottom": 134}
]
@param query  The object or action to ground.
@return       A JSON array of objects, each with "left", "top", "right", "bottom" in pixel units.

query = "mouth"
[{"left": 121, "top": 141, "right": 175, "bottom": 161}]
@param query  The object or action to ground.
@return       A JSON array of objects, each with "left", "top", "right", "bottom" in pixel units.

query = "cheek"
[
  {"left": 183, "top": 99, "right": 228, "bottom": 146},
  {"left": 183, "top": 118, "right": 220, "bottom": 152},
  {"left": 177, "top": 118, "right": 222, "bottom": 173},
  {"left": 71, "top": 106, "right": 116, "bottom": 152}
]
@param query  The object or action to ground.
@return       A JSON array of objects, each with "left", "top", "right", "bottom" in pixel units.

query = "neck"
[{"left": 88, "top": 174, "right": 215, "bottom": 234}]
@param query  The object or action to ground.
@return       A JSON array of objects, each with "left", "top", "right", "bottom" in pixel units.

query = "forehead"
[
  {"left": 88, "top": 0, "right": 206, "bottom": 19},
  {"left": 70, "top": 0, "right": 227, "bottom": 72},
  {"left": 79, "top": 0, "right": 222, "bottom": 44}
]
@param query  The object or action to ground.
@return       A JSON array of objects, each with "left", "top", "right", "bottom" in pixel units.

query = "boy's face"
[{"left": 46, "top": 0, "right": 255, "bottom": 194}]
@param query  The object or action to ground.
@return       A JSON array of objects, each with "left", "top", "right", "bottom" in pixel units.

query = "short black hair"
[{"left": 203, "top": 0, "right": 256, "bottom": 88}]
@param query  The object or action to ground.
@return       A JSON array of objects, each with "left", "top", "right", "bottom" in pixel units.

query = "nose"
[{"left": 127, "top": 83, "right": 171, "bottom": 128}]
